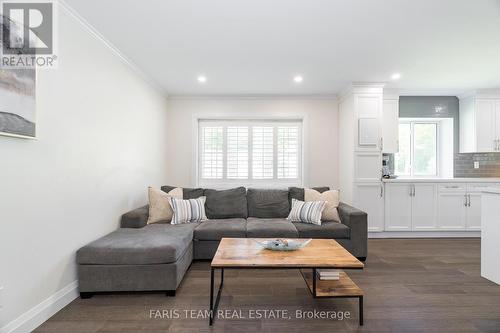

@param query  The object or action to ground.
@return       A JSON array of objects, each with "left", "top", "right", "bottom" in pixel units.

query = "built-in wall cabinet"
[
  {"left": 383, "top": 182, "right": 500, "bottom": 232},
  {"left": 460, "top": 94, "right": 500, "bottom": 152},
  {"left": 381, "top": 96, "right": 399, "bottom": 154},
  {"left": 353, "top": 182, "right": 384, "bottom": 232}
]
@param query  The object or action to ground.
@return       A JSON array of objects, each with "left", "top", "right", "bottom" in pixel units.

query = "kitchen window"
[
  {"left": 395, "top": 120, "right": 439, "bottom": 177},
  {"left": 198, "top": 119, "right": 302, "bottom": 187}
]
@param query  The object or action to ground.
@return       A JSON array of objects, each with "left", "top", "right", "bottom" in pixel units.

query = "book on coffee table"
[{"left": 318, "top": 269, "right": 341, "bottom": 280}]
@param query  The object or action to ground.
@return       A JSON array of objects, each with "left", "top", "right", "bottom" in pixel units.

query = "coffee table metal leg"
[
  {"left": 209, "top": 267, "right": 224, "bottom": 326},
  {"left": 209, "top": 268, "right": 214, "bottom": 325},
  {"left": 312, "top": 268, "right": 317, "bottom": 297},
  {"left": 359, "top": 296, "right": 364, "bottom": 326}
]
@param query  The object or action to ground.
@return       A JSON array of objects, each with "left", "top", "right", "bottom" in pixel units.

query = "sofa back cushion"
[
  {"left": 247, "top": 188, "right": 290, "bottom": 218},
  {"left": 288, "top": 186, "right": 330, "bottom": 204},
  {"left": 161, "top": 185, "right": 204, "bottom": 199},
  {"left": 204, "top": 187, "right": 248, "bottom": 219}
]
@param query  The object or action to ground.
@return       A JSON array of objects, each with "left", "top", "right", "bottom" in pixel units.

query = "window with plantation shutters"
[
  {"left": 277, "top": 126, "right": 300, "bottom": 179},
  {"left": 200, "top": 126, "right": 223, "bottom": 179},
  {"left": 227, "top": 126, "right": 249, "bottom": 179},
  {"left": 198, "top": 119, "right": 302, "bottom": 187},
  {"left": 252, "top": 126, "right": 274, "bottom": 179}
]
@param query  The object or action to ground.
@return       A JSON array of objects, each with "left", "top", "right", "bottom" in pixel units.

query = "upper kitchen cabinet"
[
  {"left": 460, "top": 92, "right": 500, "bottom": 153},
  {"left": 382, "top": 94, "right": 399, "bottom": 153},
  {"left": 356, "top": 94, "right": 383, "bottom": 151}
]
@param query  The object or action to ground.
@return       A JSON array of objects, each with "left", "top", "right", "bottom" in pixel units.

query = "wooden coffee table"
[{"left": 209, "top": 238, "right": 365, "bottom": 325}]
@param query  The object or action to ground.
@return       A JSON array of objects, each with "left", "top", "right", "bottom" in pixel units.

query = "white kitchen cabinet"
[
  {"left": 355, "top": 94, "right": 383, "bottom": 151},
  {"left": 382, "top": 97, "right": 399, "bottom": 153},
  {"left": 465, "top": 183, "right": 500, "bottom": 230},
  {"left": 354, "top": 152, "right": 382, "bottom": 182},
  {"left": 353, "top": 183, "right": 384, "bottom": 232},
  {"left": 496, "top": 100, "right": 500, "bottom": 150},
  {"left": 412, "top": 184, "right": 438, "bottom": 230},
  {"left": 476, "top": 99, "right": 496, "bottom": 152},
  {"left": 385, "top": 183, "right": 437, "bottom": 231},
  {"left": 437, "top": 192, "right": 467, "bottom": 230},
  {"left": 435, "top": 183, "right": 490, "bottom": 230},
  {"left": 459, "top": 95, "right": 500, "bottom": 153},
  {"left": 385, "top": 183, "right": 412, "bottom": 231},
  {"left": 466, "top": 193, "right": 482, "bottom": 230}
]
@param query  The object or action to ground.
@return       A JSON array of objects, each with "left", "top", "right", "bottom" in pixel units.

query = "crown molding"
[
  {"left": 458, "top": 89, "right": 500, "bottom": 100},
  {"left": 167, "top": 94, "right": 338, "bottom": 101},
  {"left": 339, "top": 82, "right": 386, "bottom": 102},
  {"left": 58, "top": 0, "right": 167, "bottom": 97}
]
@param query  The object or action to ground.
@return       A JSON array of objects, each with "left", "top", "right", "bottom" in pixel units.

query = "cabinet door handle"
[
  {"left": 409, "top": 186, "right": 413, "bottom": 197},
  {"left": 380, "top": 137, "right": 383, "bottom": 151},
  {"left": 464, "top": 194, "right": 467, "bottom": 207},
  {"left": 412, "top": 185, "right": 415, "bottom": 197},
  {"left": 380, "top": 184, "right": 383, "bottom": 197},
  {"left": 468, "top": 194, "right": 471, "bottom": 207}
]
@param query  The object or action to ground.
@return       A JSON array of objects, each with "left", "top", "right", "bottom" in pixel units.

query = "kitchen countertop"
[
  {"left": 482, "top": 188, "right": 500, "bottom": 194},
  {"left": 382, "top": 178, "right": 500, "bottom": 183}
]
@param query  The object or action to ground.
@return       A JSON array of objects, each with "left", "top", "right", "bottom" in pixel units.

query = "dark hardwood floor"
[{"left": 35, "top": 239, "right": 500, "bottom": 333}]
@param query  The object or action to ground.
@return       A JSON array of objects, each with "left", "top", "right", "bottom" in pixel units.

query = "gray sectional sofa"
[{"left": 76, "top": 186, "right": 367, "bottom": 298}]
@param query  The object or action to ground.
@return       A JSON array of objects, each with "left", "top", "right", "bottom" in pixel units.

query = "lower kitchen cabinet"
[
  {"left": 383, "top": 182, "right": 500, "bottom": 232},
  {"left": 437, "top": 190, "right": 467, "bottom": 230},
  {"left": 412, "top": 184, "right": 438, "bottom": 230},
  {"left": 384, "top": 183, "right": 412, "bottom": 231},
  {"left": 466, "top": 193, "right": 482, "bottom": 230},
  {"left": 353, "top": 183, "right": 384, "bottom": 232},
  {"left": 384, "top": 183, "right": 437, "bottom": 231}
]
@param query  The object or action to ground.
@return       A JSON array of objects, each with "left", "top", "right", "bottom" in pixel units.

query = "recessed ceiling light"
[
  {"left": 293, "top": 75, "right": 303, "bottom": 83},
  {"left": 197, "top": 75, "right": 207, "bottom": 83},
  {"left": 391, "top": 73, "right": 401, "bottom": 80}
]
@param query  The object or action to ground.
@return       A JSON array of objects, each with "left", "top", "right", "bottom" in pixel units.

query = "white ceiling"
[{"left": 65, "top": 0, "right": 500, "bottom": 96}]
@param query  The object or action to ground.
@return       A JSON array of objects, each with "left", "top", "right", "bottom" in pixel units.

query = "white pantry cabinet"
[
  {"left": 353, "top": 183, "right": 384, "bottom": 232},
  {"left": 385, "top": 183, "right": 437, "bottom": 231},
  {"left": 460, "top": 95, "right": 500, "bottom": 153},
  {"left": 382, "top": 97, "right": 399, "bottom": 153},
  {"left": 355, "top": 94, "right": 383, "bottom": 151}
]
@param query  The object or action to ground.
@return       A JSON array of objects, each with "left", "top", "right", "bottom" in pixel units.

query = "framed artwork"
[
  {"left": 1, "top": 13, "right": 37, "bottom": 139},
  {"left": 0, "top": 69, "right": 36, "bottom": 139}
]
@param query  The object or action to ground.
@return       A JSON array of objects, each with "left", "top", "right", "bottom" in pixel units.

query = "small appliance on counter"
[{"left": 382, "top": 155, "right": 396, "bottom": 179}]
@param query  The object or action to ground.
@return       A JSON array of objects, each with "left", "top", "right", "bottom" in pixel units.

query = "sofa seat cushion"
[
  {"left": 77, "top": 223, "right": 197, "bottom": 265},
  {"left": 194, "top": 218, "right": 247, "bottom": 241},
  {"left": 246, "top": 217, "right": 299, "bottom": 238},
  {"left": 204, "top": 187, "right": 248, "bottom": 219},
  {"left": 292, "top": 221, "right": 350, "bottom": 239}
]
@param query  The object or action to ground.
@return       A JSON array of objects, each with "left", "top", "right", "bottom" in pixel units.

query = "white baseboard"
[
  {"left": 369, "top": 231, "right": 481, "bottom": 238},
  {"left": 0, "top": 281, "right": 78, "bottom": 333}
]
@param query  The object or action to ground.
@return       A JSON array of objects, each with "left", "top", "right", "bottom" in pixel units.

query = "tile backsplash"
[{"left": 454, "top": 153, "right": 500, "bottom": 178}]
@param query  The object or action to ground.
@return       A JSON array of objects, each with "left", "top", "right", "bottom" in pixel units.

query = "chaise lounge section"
[{"left": 76, "top": 187, "right": 367, "bottom": 298}]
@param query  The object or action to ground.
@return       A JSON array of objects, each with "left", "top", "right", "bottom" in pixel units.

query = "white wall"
[
  {"left": 0, "top": 6, "right": 168, "bottom": 332},
  {"left": 165, "top": 97, "right": 339, "bottom": 189}
]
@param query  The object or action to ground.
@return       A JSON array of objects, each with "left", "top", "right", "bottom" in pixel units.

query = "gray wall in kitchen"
[
  {"left": 398, "top": 96, "right": 500, "bottom": 178},
  {"left": 455, "top": 153, "right": 500, "bottom": 178},
  {"left": 399, "top": 96, "right": 459, "bottom": 154}
]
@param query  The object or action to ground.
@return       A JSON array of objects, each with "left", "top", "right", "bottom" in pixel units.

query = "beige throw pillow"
[
  {"left": 147, "top": 187, "right": 183, "bottom": 224},
  {"left": 304, "top": 188, "right": 340, "bottom": 222}
]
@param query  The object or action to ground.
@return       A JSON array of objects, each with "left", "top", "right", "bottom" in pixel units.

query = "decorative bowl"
[{"left": 254, "top": 238, "right": 312, "bottom": 251}]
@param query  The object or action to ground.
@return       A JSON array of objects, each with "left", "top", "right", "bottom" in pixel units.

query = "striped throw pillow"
[
  {"left": 168, "top": 196, "right": 208, "bottom": 224},
  {"left": 287, "top": 198, "right": 327, "bottom": 225}
]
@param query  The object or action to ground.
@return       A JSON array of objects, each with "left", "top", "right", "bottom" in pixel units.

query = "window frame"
[
  {"left": 197, "top": 118, "right": 304, "bottom": 188},
  {"left": 395, "top": 119, "right": 441, "bottom": 178}
]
